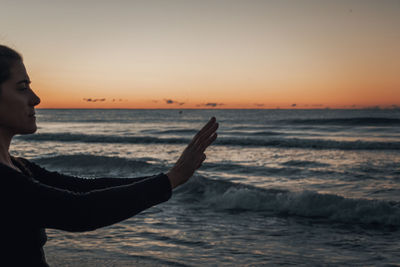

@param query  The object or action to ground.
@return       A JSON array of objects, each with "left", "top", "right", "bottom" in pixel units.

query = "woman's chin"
[{"left": 18, "top": 125, "right": 37, "bottom": 135}]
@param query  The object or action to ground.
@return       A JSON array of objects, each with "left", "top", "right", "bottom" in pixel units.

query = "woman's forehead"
[{"left": 10, "top": 61, "right": 29, "bottom": 81}]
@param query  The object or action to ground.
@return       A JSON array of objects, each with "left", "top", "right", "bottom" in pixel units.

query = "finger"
[
  {"left": 201, "top": 117, "right": 216, "bottom": 131},
  {"left": 194, "top": 122, "right": 219, "bottom": 147},
  {"left": 189, "top": 117, "right": 217, "bottom": 146},
  {"left": 199, "top": 132, "right": 218, "bottom": 153},
  {"left": 194, "top": 118, "right": 216, "bottom": 142}
]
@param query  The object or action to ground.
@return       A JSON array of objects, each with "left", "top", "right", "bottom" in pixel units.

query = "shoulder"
[
  {"left": 11, "top": 156, "right": 31, "bottom": 167},
  {"left": 10, "top": 156, "right": 37, "bottom": 176}
]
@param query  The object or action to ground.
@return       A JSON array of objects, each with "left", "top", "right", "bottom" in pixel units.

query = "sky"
[{"left": 1, "top": 0, "right": 399, "bottom": 109}]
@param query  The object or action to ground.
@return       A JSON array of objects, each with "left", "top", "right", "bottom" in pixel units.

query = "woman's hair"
[{"left": 0, "top": 45, "right": 22, "bottom": 85}]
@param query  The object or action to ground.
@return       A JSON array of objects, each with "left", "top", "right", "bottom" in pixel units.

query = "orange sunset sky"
[{"left": 1, "top": 0, "right": 399, "bottom": 109}]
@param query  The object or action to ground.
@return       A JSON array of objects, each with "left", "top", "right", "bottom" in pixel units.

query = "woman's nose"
[{"left": 29, "top": 89, "right": 41, "bottom": 106}]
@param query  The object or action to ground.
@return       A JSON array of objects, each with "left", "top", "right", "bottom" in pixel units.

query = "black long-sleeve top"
[{"left": 0, "top": 156, "right": 172, "bottom": 267}]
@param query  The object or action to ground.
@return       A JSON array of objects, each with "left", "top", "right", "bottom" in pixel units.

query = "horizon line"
[{"left": 36, "top": 107, "right": 400, "bottom": 110}]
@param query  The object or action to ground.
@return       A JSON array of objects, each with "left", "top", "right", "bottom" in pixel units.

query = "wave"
[
  {"left": 225, "top": 130, "right": 282, "bottom": 136},
  {"left": 281, "top": 160, "right": 330, "bottom": 168},
  {"left": 32, "top": 154, "right": 165, "bottom": 176},
  {"left": 217, "top": 137, "right": 400, "bottom": 150},
  {"left": 204, "top": 161, "right": 383, "bottom": 182},
  {"left": 141, "top": 129, "right": 198, "bottom": 135},
  {"left": 280, "top": 117, "right": 400, "bottom": 126},
  {"left": 32, "top": 155, "right": 373, "bottom": 182},
  {"left": 202, "top": 162, "right": 324, "bottom": 178},
  {"left": 33, "top": 155, "right": 363, "bottom": 183},
  {"left": 16, "top": 133, "right": 400, "bottom": 150},
  {"left": 177, "top": 176, "right": 400, "bottom": 227}
]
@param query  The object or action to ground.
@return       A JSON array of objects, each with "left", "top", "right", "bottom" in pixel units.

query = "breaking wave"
[{"left": 177, "top": 176, "right": 400, "bottom": 227}]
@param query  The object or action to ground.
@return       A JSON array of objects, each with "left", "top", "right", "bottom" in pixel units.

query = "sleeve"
[
  {"left": 17, "top": 158, "right": 152, "bottom": 193},
  {"left": 5, "top": 167, "right": 172, "bottom": 232}
]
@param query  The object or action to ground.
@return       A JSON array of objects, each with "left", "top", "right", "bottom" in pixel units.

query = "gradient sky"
[{"left": 1, "top": 0, "right": 399, "bottom": 109}]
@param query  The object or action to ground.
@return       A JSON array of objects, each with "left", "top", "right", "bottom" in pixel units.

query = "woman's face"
[{"left": 0, "top": 60, "right": 41, "bottom": 136}]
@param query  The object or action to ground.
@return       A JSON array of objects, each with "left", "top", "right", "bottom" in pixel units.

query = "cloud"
[
  {"left": 254, "top": 103, "right": 264, "bottom": 107},
  {"left": 84, "top": 98, "right": 128, "bottom": 103},
  {"left": 206, "top": 103, "right": 219, "bottom": 107},
  {"left": 83, "top": 98, "right": 106, "bottom": 102},
  {"left": 164, "top": 99, "right": 185, "bottom": 105},
  {"left": 291, "top": 103, "right": 297, "bottom": 107},
  {"left": 198, "top": 102, "right": 224, "bottom": 107}
]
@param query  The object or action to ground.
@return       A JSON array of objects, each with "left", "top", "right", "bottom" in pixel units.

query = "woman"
[{"left": 0, "top": 45, "right": 218, "bottom": 266}]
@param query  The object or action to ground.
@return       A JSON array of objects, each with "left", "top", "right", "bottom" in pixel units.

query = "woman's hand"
[{"left": 166, "top": 117, "right": 218, "bottom": 189}]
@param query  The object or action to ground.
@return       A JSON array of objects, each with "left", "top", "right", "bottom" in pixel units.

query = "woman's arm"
[{"left": 3, "top": 166, "right": 171, "bottom": 232}]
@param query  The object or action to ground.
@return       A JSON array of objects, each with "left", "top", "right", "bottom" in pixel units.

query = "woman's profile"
[{"left": 0, "top": 44, "right": 218, "bottom": 266}]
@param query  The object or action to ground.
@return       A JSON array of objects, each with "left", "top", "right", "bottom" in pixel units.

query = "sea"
[{"left": 10, "top": 109, "right": 400, "bottom": 266}]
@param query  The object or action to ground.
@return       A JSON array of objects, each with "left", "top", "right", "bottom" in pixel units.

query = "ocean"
[{"left": 11, "top": 109, "right": 400, "bottom": 266}]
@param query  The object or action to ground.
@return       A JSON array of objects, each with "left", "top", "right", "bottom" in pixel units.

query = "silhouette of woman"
[{"left": 0, "top": 45, "right": 218, "bottom": 266}]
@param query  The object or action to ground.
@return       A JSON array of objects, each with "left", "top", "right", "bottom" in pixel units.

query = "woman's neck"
[{"left": 0, "top": 128, "right": 15, "bottom": 168}]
